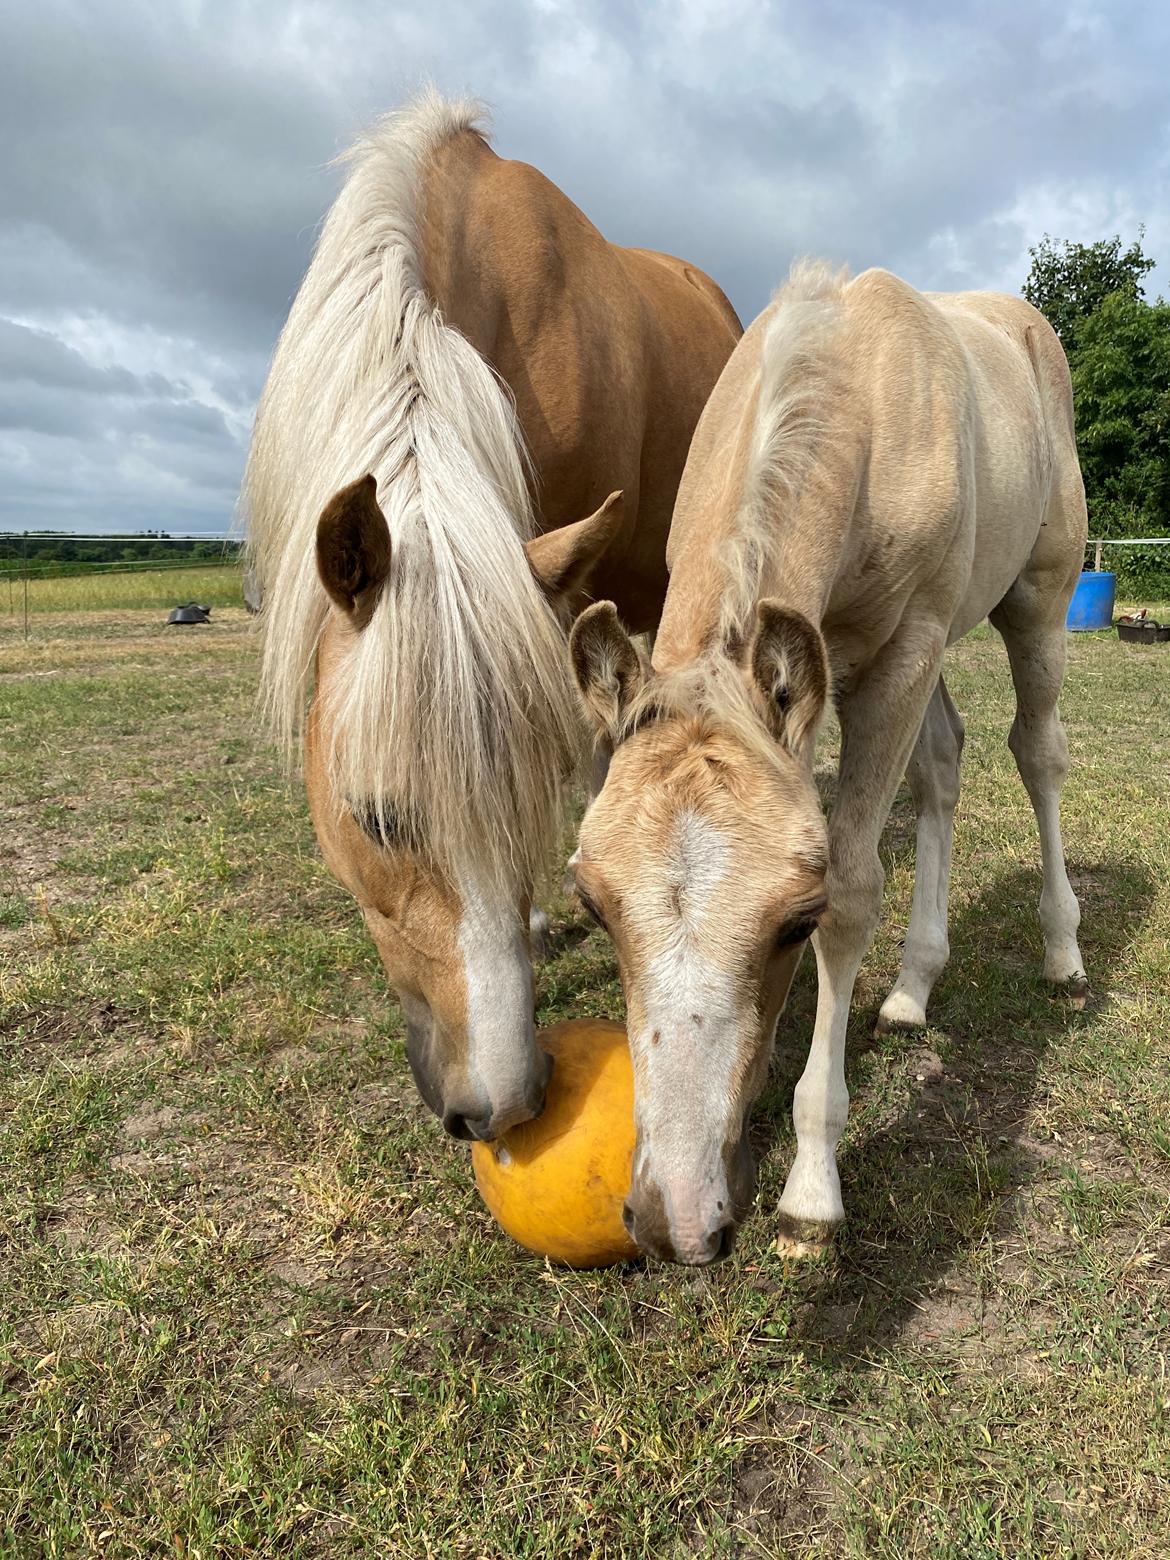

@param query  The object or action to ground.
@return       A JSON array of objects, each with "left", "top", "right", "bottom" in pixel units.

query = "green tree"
[
  {"left": 1023, "top": 232, "right": 1155, "bottom": 349},
  {"left": 1023, "top": 232, "right": 1170, "bottom": 593},
  {"left": 1071, "top": 290, "right": 1170, "bottom": 538}
]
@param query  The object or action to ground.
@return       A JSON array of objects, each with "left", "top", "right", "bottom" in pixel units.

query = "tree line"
[
  {"left": 0, "top": 534, "right": 243, "bottom": 578},
  {"left": 1024, "top": 232, "right": 1170, "bottom": 593}
]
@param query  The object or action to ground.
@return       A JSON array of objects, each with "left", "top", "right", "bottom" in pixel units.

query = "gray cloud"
[{"left": 2, "top": 0, "right": 1167, "bottom": 534}]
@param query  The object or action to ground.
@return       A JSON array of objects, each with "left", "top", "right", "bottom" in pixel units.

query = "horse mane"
[
  {"left": 243, "top": 89, "right": 583, "bottom": 894},
  {"left": 718, "top": 259, "right": 849, "bottom": 649}
]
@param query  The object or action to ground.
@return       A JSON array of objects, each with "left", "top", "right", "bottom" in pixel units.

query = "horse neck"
[{"left": 652, "top": 368, "right": 854, "bottom": 675}]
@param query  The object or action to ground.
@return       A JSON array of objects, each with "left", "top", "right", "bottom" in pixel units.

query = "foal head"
[
  {"left": 309, "top": 475, "right": 628, "bottom": 1142},
  {"left": 570, "top": 601, "right": 830, "bottom": 1263}
]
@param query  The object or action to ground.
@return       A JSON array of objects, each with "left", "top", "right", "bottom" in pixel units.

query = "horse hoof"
[
  {"left": 875, "top": 992, "right": 928, "bottom": 1036},
  {"left": 773, "top": 1211, "right": 840, "bottom": 1260},
  {"left": 1051, "top": 974, "right": 1090, "bottom": 1011}
]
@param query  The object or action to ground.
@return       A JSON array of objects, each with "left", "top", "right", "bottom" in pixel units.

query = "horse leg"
[
  {"left": 877, "top": 676, "right": 965, "bottom": 1033},
  {"left": 989, "top": 583, "right": 1087, "bottom": 997},
  {"left": 778, "top": 620, "right": 948, "bottom": 1247}
]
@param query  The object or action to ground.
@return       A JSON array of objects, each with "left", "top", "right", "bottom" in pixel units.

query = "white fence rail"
[{"left": 1086, "top": 537, "right": 1170, "bottom": 571}]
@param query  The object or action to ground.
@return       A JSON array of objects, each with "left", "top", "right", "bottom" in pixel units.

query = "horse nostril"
[
  {"left": 442, "top": 1110, "right": 478, "bottom": 1142},
  {"left": 709, "top": 1220, "right": 736, "bottom": 1263},
  {"left": 621, "top": 1202, "right": 636, "bottom": 1236}
]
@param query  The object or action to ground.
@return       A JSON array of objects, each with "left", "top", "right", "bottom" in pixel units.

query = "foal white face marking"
[
  {"left": 574, "top": 715, "right": 830, "bottom": 1261},
  {"left": 621, "top": 810, "right": 750, "bottom": 1256},
  {"left": 629, "top": 807, "right": 737, "bottom": 1142}
]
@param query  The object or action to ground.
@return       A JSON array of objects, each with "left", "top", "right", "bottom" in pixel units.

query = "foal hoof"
[
  {"left": 875, "top": 989, "right": 928, "bottom": 1037},
  {"left": 1051, "top": 973, "right": 1090, "bottom": 1012},
  {"left": 773, "top": 1211, "right": 840, "bottom": 1261}
]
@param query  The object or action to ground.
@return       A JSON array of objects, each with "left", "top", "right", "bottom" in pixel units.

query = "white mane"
[
  {"left": 719, "top": 259, "right": 848, "bottom": 647},
  {"left": 243, "top": 90, "right": 582, "bottom": 893}
]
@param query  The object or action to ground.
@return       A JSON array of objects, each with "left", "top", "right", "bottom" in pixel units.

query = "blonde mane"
[
  {"left": 718, "top": 259, "right": 848, "bottom": 648},
  {"left": 243, "top": 90, "right": 583, "bottom": 892}
]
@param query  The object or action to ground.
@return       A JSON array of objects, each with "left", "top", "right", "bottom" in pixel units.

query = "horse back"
[
  {"left": 418, "top": 134, "right": 740, "bottom": 629},
  {"left": 825, "top": 274, "right": 1077, "bottom": 638}
]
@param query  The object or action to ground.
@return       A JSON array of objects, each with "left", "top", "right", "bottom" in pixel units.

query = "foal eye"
[
  {"left": 577, "top": 891, "right": 608, "bottom": 933},
  {"left": 775, "top": 917, "right": 818, "bottom": 950}
]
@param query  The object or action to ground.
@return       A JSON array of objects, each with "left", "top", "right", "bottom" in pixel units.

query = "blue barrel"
[{"left": 1067, "top": 570, "right": 1116, "bottom": 631}]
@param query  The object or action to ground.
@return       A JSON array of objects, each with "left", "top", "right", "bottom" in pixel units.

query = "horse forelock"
[
  {"left": 242, "top": 89, "right": 583, "bottom": 894},
  {"left": 619, "top": 657, "right": 786, "bottom": 777}
]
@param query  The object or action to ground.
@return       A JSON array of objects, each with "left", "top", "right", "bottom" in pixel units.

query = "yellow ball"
[{"left": 471, "top": 1019, "right": 640, "bottom": 1268}]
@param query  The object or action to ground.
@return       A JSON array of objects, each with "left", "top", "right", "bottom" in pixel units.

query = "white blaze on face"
[
  {"left": 457, "top": 873, "right": 535, "bottom": 1127},
  {"left": 629, "top": 809, "right": 744, "bottom": 1244}
]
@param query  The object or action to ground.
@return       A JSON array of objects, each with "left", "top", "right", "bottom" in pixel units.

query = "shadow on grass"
[{"left": 753, "top": 852, "right": 1156, "bottom": 1356}]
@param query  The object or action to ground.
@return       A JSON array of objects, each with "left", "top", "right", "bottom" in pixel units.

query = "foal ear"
[
  {"left": 570, "top": 600, "right": 646, "bottom": 742},
  {"left": 525, "top": 492, "right": 625, "bottom": 616},
  {"left": 315, "top": 474, "right": 391, "bottom": 627},
  {"left": 748, "top": 600, "right": 829, "bottom": 757}
]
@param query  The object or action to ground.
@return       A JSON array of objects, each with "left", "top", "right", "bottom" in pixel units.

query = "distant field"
[
  {"left": 1, "top": 606, "right": 1168, "bottom": 1557},
  {"left": 1, "top": 562, "right": 243, "bottom": 615}
]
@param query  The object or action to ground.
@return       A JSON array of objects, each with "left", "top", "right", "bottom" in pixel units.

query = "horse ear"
[
  {"left": 748, "top": 600, "right": 829, "bottom": 757},
  {"left": 315, "top": 474, "right": 390, "bottom": 627},
  {"left": 525, "top": 492, "right": 625, "bottom": 616},
  {"left": 570, "top": 600, "right": 645, "bottom": 741}
]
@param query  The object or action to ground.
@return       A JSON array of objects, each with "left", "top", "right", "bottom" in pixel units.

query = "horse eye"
[
  {"left": 350, "top": 799, "right": 406, "bottom": 852},
  {"left": 775, "top": 917, "right": 817, "bottom": 950}
]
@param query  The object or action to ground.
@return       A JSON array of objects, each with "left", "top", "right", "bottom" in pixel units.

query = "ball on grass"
[{"left": 471, "top": 1019, "right": 640, "bottom": 1268}]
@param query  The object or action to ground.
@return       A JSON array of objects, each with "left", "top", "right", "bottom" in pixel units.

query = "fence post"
[
  {"left": 23, "top": 532, "right": 29, "bottom": 640},
  {"left": 1094, "top": 539, "right": 1103, "bottom": 573}
]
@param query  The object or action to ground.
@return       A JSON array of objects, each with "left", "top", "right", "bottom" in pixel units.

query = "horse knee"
[
  {"left": 1009, "top": 715, "right": 1068, "bottom": 794},
  {"left": 824, "top": 854, "right": 884, "bottom": 950}
]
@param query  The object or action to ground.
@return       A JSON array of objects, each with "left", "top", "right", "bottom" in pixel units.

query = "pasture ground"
[
  {"left": 4, "top": 562, "right": 242, "bottom": 616},
  {"left": 1, "top": 587, "right": 1168, "bottom": 1558}
]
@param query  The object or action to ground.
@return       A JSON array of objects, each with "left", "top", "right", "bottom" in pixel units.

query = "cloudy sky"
[{"left": 3, "top": 0, "right": 1168, "bottom": 536}]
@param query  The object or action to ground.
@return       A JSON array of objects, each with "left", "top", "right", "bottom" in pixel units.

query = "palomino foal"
[
  {"left": 572, "top": 262, "right": 1088, "bottom": 1264},
  {"left": 244, "top": 93, "right": 740, "bottom": 1141}
]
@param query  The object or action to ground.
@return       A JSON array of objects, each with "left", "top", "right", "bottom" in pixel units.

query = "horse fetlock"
[{"left": 777, "top": 1146, "right": 845, "bottom": 1234}]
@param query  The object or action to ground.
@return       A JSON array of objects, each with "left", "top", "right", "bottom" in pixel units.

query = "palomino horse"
[
  {"left": 570, "top": 262, "right": 1089, "bottom": 1264},
  {"left": 244, "top": 92, "right": 740, "bottom": 1142}
]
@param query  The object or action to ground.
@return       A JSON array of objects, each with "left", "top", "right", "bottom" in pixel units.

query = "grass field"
[
  {"left": 1, "top": 605, "right": 1168, "bottom": 1558},
  {"left": 2, "top": 563, "right": 243, "bottom": 616}
]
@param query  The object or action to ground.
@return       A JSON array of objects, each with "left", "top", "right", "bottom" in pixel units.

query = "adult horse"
[
  {"left": 570, "top": 262, "right": 1088, "bottom": 1265},
  {"left": 244, "top": 92, "right": 740, "bottom": 1142}
]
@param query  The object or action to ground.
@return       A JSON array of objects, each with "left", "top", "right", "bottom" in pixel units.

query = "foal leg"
[
  {"left": 877, "top": 676, "right": 965, "bottom": 1033},
  {"left": 778, "top": 620, "right": 948, "bottom": 1245},
  {"left": 990, "top": 586, "right": 1087, "bottom": 996}
]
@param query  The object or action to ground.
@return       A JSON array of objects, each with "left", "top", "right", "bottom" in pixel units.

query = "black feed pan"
[
  {"left": 167, "top": 603, "right": 212, "bottom": 626},
  {"left": 1116, "top": 618, "right": 1169, "bottom": 645}
]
